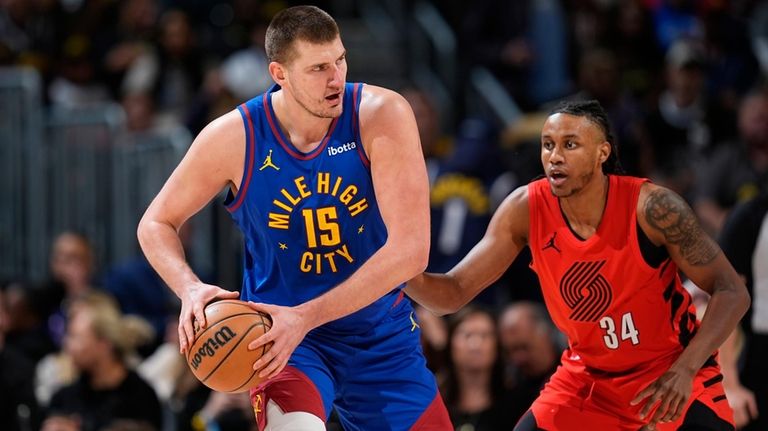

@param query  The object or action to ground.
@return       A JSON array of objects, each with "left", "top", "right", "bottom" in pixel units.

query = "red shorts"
[{"left": 529, "top": 352, "right": 734, "bottom": 430}]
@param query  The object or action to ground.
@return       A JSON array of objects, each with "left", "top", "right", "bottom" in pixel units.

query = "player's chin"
[
  {"left": 548, "top": 184, "right": 571, "bottom": 197},
  {"left": 319, "top": 105, "right": 343, "bottom": 118}
]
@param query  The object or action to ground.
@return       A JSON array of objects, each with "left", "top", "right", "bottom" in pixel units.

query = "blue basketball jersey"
[{"left": 225, "top": 83, "right": 401, "bottom": 333}]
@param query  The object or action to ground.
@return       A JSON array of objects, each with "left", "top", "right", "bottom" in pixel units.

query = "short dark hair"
[
  {"left": 265, "top": 5, "right": 339, "bottom": 64},
  {"left": 549, "top": 100, "right": 623, "bottom": 174}
]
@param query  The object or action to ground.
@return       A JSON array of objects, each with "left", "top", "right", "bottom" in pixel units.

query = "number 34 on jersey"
[{"left": 266, "top": 171, "right": 369, "bottom": 275}]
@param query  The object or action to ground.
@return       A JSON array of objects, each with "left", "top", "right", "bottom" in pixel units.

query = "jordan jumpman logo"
[
  {"left": 260, "top": 149, "right": 280, "bottom": 171},
  {"left": 543, "top": 232, "right": 561, "bottom": 253}
]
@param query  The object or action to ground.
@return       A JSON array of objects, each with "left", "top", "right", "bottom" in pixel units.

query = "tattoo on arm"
[{"left": 644, "top": 189, "right": 719, "bottom": 266}]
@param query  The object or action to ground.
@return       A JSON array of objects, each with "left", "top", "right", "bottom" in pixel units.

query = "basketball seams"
[
  {"left": 186, "top": 300, "right": 273, "bottom": 393},
  {"left": 201, "top": 322, "right": 263, "bottom": 387},
  {"left": 231, "top": 312, "right": 272, "bottom": 393},
  {"left": 259, "top": 312, "right": 269, "bottom": 360},
  {"left": 232, "top": 367, "right": 260, "bottom": 393},
  {"left": 186, "top": 312, "right": 268, "bottom": 359}
]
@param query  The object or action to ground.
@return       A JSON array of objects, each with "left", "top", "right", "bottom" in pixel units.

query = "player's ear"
[
  {"left": 598, "top": 141, "right": 611, "bottom": 164},
  {"left": 269, "top": 62, "right": 287, "bottom": 85}
]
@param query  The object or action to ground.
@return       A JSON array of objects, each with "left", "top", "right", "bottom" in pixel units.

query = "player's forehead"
[
  {"left": 290, "top": 36, "right": 345, "bottom": 66},
  {"left": 541, "top": 113, "right": 601, "bottom": 141}
]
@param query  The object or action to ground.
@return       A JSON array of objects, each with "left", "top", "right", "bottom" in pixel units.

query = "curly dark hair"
[{"left": 549, "top": 100, "right": 623, "bottom": 175}]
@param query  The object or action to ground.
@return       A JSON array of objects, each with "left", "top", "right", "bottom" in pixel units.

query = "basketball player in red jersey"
[{"left": 406, "top": 100, "right": 750, "bottom": 430}]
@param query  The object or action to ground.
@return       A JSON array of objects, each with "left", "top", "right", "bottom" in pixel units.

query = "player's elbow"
[
  {"left": 435, "top": 301, "right": 462, "bottom": 317},
  {"left": 136, "top": 212, "right": 164, "bottom": 252},
  {"left": 736, "top": 287, "right": 751, "bottom": 319},
  {"left": 403, "top": 240, "right": 430, "bottom": 276},
  {"left": 136, "top": 215, "right": 151, "bottom": 249}
]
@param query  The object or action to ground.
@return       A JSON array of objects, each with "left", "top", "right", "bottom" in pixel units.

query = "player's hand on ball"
[
  {"left": 631, "top": 365, "right": 694, "bottom": 429},
  {"left": 246, "top": 302, "right": 310, "bottom": 379},
  {"left": 178, "top": 282, "right": 240, "bottom": 355}
]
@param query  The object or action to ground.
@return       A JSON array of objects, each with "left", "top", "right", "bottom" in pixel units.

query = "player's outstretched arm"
[
  {"left": 631, "top": 183, "right": 750, "bottom": 426},
  {"left": 405, "top": 186, "right": 529, "bottom": 316},
  {"left": 137, "top": 110, "right": 243, "bottom": 354}
]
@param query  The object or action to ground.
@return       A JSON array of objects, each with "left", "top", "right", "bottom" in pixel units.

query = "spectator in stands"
[
  {"left": 413, "top": 304, "right": 448, "bottom": 379},
  {"left": 42, "top": 290, "right": 159, "bottom": 431},
  {"left": 102, "top": 0, "right": 160, "bottom": 98},
  {"left": 0, "top": 283, "right": 40, "bottom": 431},
  {"left": 44, "top": 231, "right": 97, "bottom": 347},
  {"left": 644, "top": 38, "right": 722, "bottom": 200},
  {"left": 609, "top": 0, "right": 663, "bottom": 98},
  {"left": 647, "top": 0, "right": 704, "bottom": 51},
  {"left": 570, "top": 48, "right": 649, "bottom": 176},
  {"left": 187, "top": 22, "right": 271, "bottom": 135},
  {"left": 189, "top": 392, "right": 257, "bottom": 431},
  {"left": 497, "top": 301, "right": 563, "bottom": 423},
  {"left": 121, "top": 91, "right": 157, "bottom": 133},
  {"left": 441, "top": 306, "right": 514, "bottom": 430},
  {"left": 2, "top": 281, "right": 56, "bottom": 363},
  {"left": 48, "top": 32, "right": 111, "bottom": 108},
  {"left": 460, "top": 0, "right": 569, "bottom": 110},
  {"left": 401, "top": 87, "right": 451, "bottom": 186},
  {"left": 752, "top": 1, "right": 768, "bottom": 77},
  {"left": 719, "top": 192, "right": 768, "bottom": 430},
  {"left": 150, "top": 9, "right": 203, "bottom": 125},
  {"left": 696, "top": 88, "right": 768, "bottom": 235}
]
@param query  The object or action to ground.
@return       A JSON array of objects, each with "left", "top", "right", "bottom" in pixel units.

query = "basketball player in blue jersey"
[{"left": 137, "top": 5, "right": 452, "bottom": 431}]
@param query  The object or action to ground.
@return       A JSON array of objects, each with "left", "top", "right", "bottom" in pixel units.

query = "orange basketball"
[{"left": 186, "top": 299, "right": 272, "bottom": 393}]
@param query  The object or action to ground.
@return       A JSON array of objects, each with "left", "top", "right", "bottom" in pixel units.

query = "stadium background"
[{"left": 1, "top": 0, "right": 766, "bottom": 430}]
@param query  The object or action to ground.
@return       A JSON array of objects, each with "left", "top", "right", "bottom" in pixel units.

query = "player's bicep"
[
  {"left": 144, "top": 110, "right": 245, "bottom": 229},
  {"left": 451, "top": 187, "right": 529, "bottom": 291},
  {"left": 361, "top": 90, "right": 429, "bottom": 247},
  {"left": 639, "top": 184, "right": 730, "bottom": 294}
]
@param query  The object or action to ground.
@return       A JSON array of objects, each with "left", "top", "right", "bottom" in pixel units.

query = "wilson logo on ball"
[{"left": 190, "top": 326, "right": 238, "bottom": 370}]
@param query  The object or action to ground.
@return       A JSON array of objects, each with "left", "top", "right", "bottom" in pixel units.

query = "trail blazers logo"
[{"left": 559, "top": 260, "right": 612, "bottom": 322}]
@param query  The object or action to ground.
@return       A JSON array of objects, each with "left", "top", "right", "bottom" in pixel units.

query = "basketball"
[{"left": 186, "top": 299, "right": 272, "bottom": 393}]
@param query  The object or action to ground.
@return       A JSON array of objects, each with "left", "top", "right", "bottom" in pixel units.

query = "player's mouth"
[
  {"left": 548, "top": 170, "right": 568, "bottom": 186},
  {"left": 325, "top": 91, "right": 342, "bottom": 104}
]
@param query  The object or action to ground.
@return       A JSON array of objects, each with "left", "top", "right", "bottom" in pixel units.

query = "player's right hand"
[
  {"left": 178, "top": 282, "right": 240, "bottom": 355},
  {"left": 725, "top": 382, "right": 758, "bottom": 428}
]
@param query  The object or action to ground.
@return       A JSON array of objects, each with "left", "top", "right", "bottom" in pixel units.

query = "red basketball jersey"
[{"left": 528, "top": 175, "right": 700, "bottom": 373}]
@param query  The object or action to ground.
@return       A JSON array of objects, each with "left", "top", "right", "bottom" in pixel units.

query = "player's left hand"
[
  {"left": 246, "top": 302, "right": 311, "bottom": 380},
  {"left": 631, "top": 365, "right": 695, "bottom": 429}
]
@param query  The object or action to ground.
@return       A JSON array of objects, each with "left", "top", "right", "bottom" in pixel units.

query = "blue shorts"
[{"left": 249, "top": 295, "right": 451, "bottom": 430}]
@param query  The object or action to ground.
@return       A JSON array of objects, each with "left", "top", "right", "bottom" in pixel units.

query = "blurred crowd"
[{"left": 2, "top": 0, "right": 768, "bottom": 430}]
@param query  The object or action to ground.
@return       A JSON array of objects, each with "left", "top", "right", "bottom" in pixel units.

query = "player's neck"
[
  {"left": 272, "top": 91, "right": 334, "bottom": 152},
  {"left": 559, "top": 173, "right": 609, "bottom": 232}
]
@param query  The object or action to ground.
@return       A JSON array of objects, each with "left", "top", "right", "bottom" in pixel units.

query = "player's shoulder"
[
  {"left": 358, "top": 84, "right": 412, "bottom": 123},
  {"left": 494, "top": 185, "right": 530, "bottom": 239},
  {"left": 636, "top": 181, "right": 697, "bottom": 244},
  {"left": 636, "top": 181, "right": 683, "bottom": 215},
  {"left": 186, "top": 108, "right": 245, "bottom": 174},
  {"left": 197, "top": 108, "right": 245, "bottom": 146},
  {"left": 504, "top": 184, "right": 530, "bottom": 209}
]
